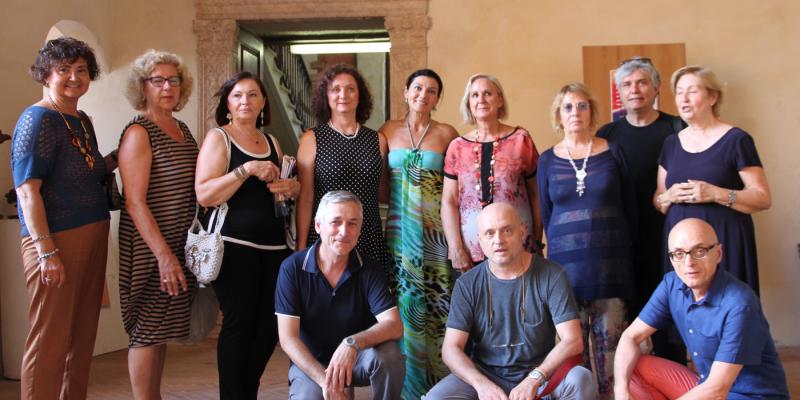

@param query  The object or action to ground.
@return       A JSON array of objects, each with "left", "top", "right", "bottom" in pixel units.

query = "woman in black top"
[{"left": 195, "top": 72, "right": 299, "bottom": 399}]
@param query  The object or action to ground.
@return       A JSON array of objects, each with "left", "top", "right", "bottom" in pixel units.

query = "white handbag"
[
  {"left": 184, "top": 127, "right": 232, "bottom": 284},
  {"left": 184, "top": 203, "right": 228, "bottom": 284}
]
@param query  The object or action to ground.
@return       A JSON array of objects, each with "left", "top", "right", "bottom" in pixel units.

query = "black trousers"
[{"left": 212, "top": 242, "right": 291, "bottom": 399}]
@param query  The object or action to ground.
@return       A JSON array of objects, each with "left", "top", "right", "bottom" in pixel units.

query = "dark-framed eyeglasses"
[
  {"left": 619, "top": 57, "right": 653, "bottom": 67},
  {"left": 668, "top": 243, "right": 719, "bottom": 262},
  {"left": 562, "top": 102, "right": 590, "bottom": 114},
  {"left": 146, "top": 76, "right": 181, "bottom": 87}
]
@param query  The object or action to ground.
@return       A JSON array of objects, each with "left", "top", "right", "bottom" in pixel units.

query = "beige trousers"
[{"left": 20, "top": 220, "right": 109, "bottom": 400}]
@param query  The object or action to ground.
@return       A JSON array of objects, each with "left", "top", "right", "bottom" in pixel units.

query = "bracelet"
[
  {"left": 233, "top": 165, "right": 248, "bottom": 182},
  {"left": 32, "top": 233, "right": 51, "bottom": 243},
  {"left": 37, "top": 248, "right": 60, "bottom": 263},
  {"left": 726, "top": 190, "right": 737, "bottom": 207}
]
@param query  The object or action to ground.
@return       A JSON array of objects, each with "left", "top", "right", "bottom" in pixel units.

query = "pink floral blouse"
[{"left": 443, "top": 127, "right": 539, "bottom": 262}]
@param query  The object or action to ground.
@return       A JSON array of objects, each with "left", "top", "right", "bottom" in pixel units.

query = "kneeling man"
[
  {"left": 614, "top": 218, "right": 789, "bottom": 399},
  {"left": 275, "top": 191, "right": 404, "bottom": 399},
  {"left": 426, "top": 203, "right": 596, "bottom": 399}
]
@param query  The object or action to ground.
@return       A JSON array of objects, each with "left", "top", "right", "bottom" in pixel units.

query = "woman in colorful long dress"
[
  {"left": 442, "top": 74, "right": 543, "bottom": 274},
  {"left": 380, "top": 69, "right": 458, "bottom": 398}
]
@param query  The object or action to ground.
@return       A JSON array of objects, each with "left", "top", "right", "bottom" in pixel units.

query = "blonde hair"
[
  {"left": 126, "top": 49, "right": 193, "bottom": 111},
  {"left": 671, "top": 65, "right": 723, "bottom": 117},
  {"left": 549, "top": 83, "right": 598, "bottom": 134},
  {"left": 460, "top": 74, "right": 508, "bottom": 124}
]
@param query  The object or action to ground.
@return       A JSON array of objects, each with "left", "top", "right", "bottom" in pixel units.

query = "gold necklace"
[{"left": 48, "top": 95, "right": 95, "bottom": 169}]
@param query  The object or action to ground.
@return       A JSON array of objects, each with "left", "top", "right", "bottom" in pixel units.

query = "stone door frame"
[{"left": 193, "top": 0, "right": 430, "bottom": 136}]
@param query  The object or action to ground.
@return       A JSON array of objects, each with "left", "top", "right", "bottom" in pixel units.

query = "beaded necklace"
[
  {"left": 473, "top": 135, "right": 500, "bottom": 207},
  {"left": 563, "top": 139, "right": 592, "bottom": 197},
  {"left": 48, "top": 95, "right": 95, "bottom": 170}
]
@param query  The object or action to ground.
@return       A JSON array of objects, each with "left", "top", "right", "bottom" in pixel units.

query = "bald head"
[
  {"left": 668, "top": 218, "right": 718, "bottom": 249},
  {"left": 478, "top": 202, "right": 521, "bottom": 231},
  {"left": 477, "top": 203, "right": 527, "bottom": 269}
]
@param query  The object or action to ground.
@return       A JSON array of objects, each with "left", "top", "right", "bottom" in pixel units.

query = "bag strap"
[{"left": 201, "top": 127, "right": 232, "bottom": 233}]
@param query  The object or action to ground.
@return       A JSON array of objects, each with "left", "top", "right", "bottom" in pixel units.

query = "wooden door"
[{"left": 583, "top": 43, "right": 686, "bottom": 126}]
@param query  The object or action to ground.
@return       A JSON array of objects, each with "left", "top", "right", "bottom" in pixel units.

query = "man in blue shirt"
[
  {"left": 275, "top": 191, "right": 404, "bottom": 399},
  {"left": 614, "top": 218, "right": 789, "bottom": 399}
]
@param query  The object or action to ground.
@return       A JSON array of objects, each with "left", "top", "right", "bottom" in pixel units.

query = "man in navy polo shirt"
[
  {"left": 614, "top": 218, "right": 789, "bottom": 399},
  {"left": 275, "top": 191, "right": 404, "bottom": 399}
]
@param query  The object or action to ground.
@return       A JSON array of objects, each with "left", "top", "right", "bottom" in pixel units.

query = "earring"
[{"left": 226, "top": 112, "right": 232, "bottom": 123}]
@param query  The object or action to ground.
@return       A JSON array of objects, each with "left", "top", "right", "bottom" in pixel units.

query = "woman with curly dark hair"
[
  {"left": 296, "top": 64, "right": 391, "bottom": 277},
  {"left": 11, "top": 36, "right": 115, "bottom": 399}
]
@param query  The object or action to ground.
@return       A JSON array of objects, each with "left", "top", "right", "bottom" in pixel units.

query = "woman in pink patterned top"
[{"left": 442, "top": 74, "right": 543, "bottom": 272}]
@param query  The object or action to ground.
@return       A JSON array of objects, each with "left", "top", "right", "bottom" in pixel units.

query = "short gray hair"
[
  {"left": 460, "top": 73, "right": 508, "bottom": 125},
  {"left": 314, "top": 191, "right": 363, "bottom": 222},
  {"left": 126, "top": 49, "right": 193, "bottom": 111},
  {"left": 615, "top": 57, "right": 661, "bottom": 92}
]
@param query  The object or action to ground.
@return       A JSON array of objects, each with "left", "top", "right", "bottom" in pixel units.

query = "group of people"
[{"left": 9, "top": 35, "right": 788, "bottom": 400}]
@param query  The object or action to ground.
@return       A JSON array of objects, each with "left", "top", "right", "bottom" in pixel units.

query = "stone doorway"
[{"left": 193, "top": 0, "right": 430, "bottom": 138}]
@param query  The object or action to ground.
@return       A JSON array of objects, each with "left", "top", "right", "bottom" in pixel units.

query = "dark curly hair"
[
  {"left": 311, "top": 64, "right": 373, "bottom": 124},
  {"left": 214, "top": 71, "right": 271, "bottom": 128},
  {"left": 29, "top": 37, "right": 100, "bottom": 85}
]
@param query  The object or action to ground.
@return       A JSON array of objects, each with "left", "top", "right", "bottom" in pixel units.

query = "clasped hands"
[
  {"left": 662, "top": 179, "right": 718, "bottom": 205},
  {"left": 242, "top": 161, "right": 300, "bottom": 199},
  {"left": 476, "top": 376, "right": 542, "bottom": 400}
]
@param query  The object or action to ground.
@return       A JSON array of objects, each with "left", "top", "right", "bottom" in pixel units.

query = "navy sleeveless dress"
[{"left": 659, "top": 128, "right": 762, "bottom": 294}]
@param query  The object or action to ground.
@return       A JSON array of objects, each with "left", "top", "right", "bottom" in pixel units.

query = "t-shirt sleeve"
[
  {"left": 521, "top": 129, "right": 539, "bottom": 178},
  {"left": 446, "top": 278, "right": 474, "bottom": 332},
  {"left": 11, "top": 109, "right": 57, "bottom": 187},
  {"left": 364, "top": 265, "right": 396, "bottom": 316},
  {"left": 274, "top": 254, "right": 302, "bottom": 317},
  {"left": 443, "top": 139, "right": 459, "bottom": 180},
  {"left": 546, "top": 266, "right": 579, "bottom": 324},
  {"left": 714, "top": 304, "right": 765, "bottom": 365},
  {"left": 731, "top": 129, "right": 763, "bottom": 170},
  {"left": 638, "top": 278, "right": 673, "bottom": 330}
]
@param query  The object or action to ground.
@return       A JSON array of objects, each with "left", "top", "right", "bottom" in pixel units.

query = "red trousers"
[
  {"left": 628, "top": 355, "right": 698, "bottom": 400},
  {"left": 20, "top": 220, "right": 109, "bottom": 400}
]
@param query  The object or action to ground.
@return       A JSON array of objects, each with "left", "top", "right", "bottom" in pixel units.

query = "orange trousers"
[
  {"left": 20, "top": 220, "right": 109, "bottom": 400},
  {"left": 628, "top": 355, "right": 698, "bottom": 399}
]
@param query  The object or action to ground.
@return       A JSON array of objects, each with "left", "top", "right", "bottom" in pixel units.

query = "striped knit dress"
[{"left": 119, "top": 115, "right": 198, "bottom": 347}]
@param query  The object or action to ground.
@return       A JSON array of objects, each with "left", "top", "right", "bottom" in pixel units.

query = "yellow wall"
[
  {"left": 0, "top": 0, "right": 797, "bottom": 363},
  {"left": 428, "top": 0, "right": 800, "bottom": 345}
]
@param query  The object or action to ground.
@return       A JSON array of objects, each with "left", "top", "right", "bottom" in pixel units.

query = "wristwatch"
[
  {"left": 528, "top": 368, "right": 547, "bottom": 385},
  {"left": 342, "top": 336, "right": 360, "bottom": 350}
]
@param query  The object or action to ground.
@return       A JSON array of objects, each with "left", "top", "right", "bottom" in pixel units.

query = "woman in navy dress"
[
  {"left": 655, "top": 66, "right": 771, "bottom": 295},
  {"left": 539, "top": 83, "right": 635, "bottom": 399}
]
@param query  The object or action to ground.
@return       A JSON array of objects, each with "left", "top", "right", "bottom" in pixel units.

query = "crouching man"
[
  {"left": 275, "top": 191, "right": 404, "bottom": 399},
  {"left": 426, "top": 203, "right": 596, "bottom": 399},
  {"left": 614, "top": 218, "right": 789, "bottom": 399}
]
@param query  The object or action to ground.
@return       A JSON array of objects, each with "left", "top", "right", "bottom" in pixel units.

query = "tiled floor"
[{"left": 0, "top": 340, "right": 798, "bottom": 399}]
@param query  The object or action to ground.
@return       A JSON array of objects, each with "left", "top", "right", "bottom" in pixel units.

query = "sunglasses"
[{"left": 619, "top": 57, "right": 653, "bottom": 67}]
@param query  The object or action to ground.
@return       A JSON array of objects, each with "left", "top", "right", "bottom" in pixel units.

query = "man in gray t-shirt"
[{"left": 426, "top": 203, "right": 597, "bottom": 399}]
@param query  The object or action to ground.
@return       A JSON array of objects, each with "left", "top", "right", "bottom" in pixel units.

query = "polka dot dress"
[{"left": 308, "top": 124, "right": 391, "bottom": 277}]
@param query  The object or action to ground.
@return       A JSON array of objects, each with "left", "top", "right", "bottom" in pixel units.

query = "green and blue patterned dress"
[{"left": 386, "top": 148, "right": 453, "bottom": 399}]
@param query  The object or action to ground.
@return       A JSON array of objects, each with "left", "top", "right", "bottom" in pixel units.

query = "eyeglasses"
[
  {"left": 619, "top": 57, "right": 653, "bottom": 67},
  {"left": 146, "top": 76, "right": 181, "bottom": 87},
  {"left": 668, "top": 243, "right": 719, "bottom": 262},
  {"left": 562, "top": 102, "right": 590, "bottom": 114}
]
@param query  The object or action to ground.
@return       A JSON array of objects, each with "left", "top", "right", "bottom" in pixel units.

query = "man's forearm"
[
  {"left": 613, "top": 333, "right": 642, "bottom": 396},
  {"left": 350, "top": 315, "right": 402, "bottom": 349},
  {"left": 280, "top": 335, "right": 326, "bottom": 386},
  {"left": 442, "top": 345, "right": 494, "bottom": 388},
  {"left": 536, "top": 334, "right": 582, "bottom": 377}
]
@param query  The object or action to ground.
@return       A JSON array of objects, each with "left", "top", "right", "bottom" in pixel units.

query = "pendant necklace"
[
  {"left": 564, "top": 139, "right": 592, "bottom": 197},
  {"left": 405, "top": 117, "right": 432, "bottom": 151},
  {"left": 48, "top": 94, "right": 95, "bottom": 170},
  {"left": 473, "top": 131, "right": 500, "bottom": 207},
  {"left": 328, "top": 121, "right": 360, "bottom": 139}
]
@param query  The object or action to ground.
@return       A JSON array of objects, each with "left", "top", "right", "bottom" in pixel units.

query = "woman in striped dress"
[
  {"left": 380, "top": 69, "right": 458, "bottom": 398},
  {"left": 118, "top": 50, "right": 198, "bottom": 399}
]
